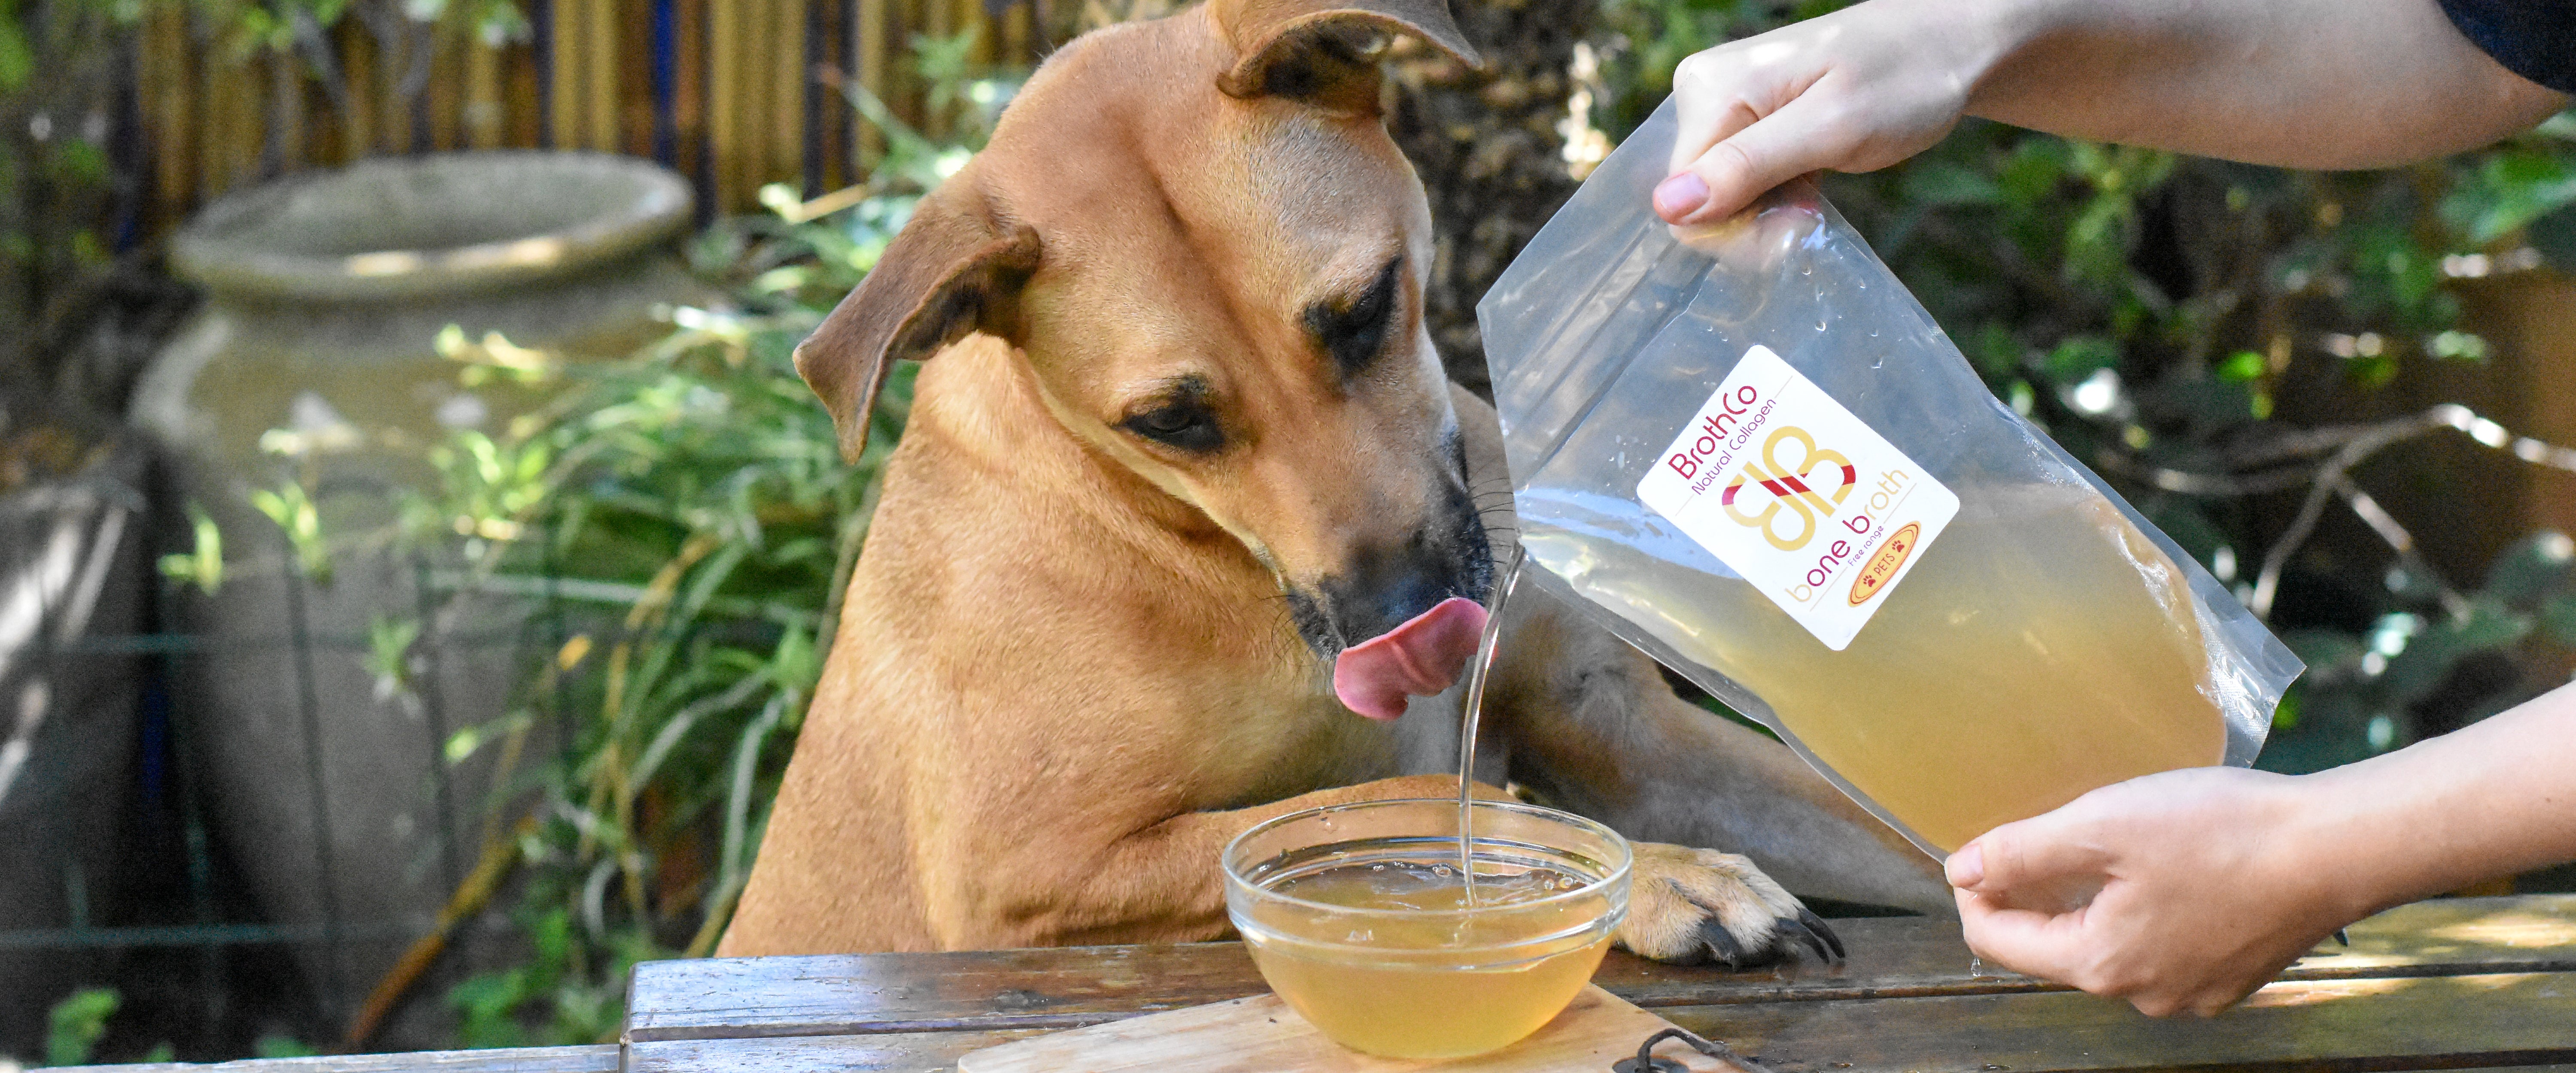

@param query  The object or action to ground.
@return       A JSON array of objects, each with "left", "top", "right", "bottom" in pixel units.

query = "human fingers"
[
  {"left": 1658, "top": 88, "right": 1865, "bottom": 224},
  {"left": 1952, "top": 886, "right": 2098, "bottom": 987},
  {"left": 1665, "top": 33, "right": 1819, "bottom": 177},
  {"left": 1947, "top": 811, "right": 2115, "bottom": 911}
]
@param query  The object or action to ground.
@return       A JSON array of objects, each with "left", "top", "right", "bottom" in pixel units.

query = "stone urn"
[
  {"left": 0, "top": 436, "right": 148, "bottom": 1056},
  {"left": 131, "top": 152, "right": 700, "bottom": 1040}
]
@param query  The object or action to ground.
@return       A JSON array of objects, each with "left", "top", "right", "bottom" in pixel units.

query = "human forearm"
[
  {"left": 1656, "top": 0, "right": 2568, "bottom": 224},
  {"left": 1965, "top": 0, "right": 2567, "bottom": 169},
  {"left": 2287, "top": 683, "right": 2576, "bottom": 921}
]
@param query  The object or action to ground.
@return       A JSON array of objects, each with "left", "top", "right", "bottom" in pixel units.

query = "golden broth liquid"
[
  {"left": 1241, "top": 861, "right": 1612, "bottom": 1060},
  {"left": 1528, "top": 483, "right": 2226, "bottom": 852}
]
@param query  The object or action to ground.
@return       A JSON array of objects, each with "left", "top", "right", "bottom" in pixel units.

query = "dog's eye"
[
  {"left": 1123, "top": 402, "right": 1223, "bottom": 453},
  {"left": 1307, "top": 258, "right": 1403, "bottom": 376}
]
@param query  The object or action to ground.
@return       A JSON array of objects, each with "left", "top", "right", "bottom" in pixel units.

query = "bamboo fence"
[{"left": 130, "top": 0, "right": 1057, "bottom": 228}]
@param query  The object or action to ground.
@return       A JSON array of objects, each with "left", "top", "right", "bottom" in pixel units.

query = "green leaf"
[
  {"left": 0, "top": 21, "right": 31, "bottom": 92},
  {"left": 2215, "top": 350, "right": 2266, "bottom": 382},
  {"left": 2531, "top": 204, "right": 2576, "bottom": 271},
  {"left": 1900, "top": 161, "right": 2000, "bottom": 207},
  {"left": 2379, "top": 600, "right": 2530, "bottom": 706},
  {"left": 51, "top": 139, "right": 112, "bottom": 187},
  {"left": 2440, "top": 147, "right": 2576, "bottom": 243},
  {"left": 253, "top": 1035, "right": 322, "bottom": 1059},
  {"left": 2541, "top": 594, "right": 2576, "bottom": 646},
  {"left": 2483, "top": 532, "right": 2576, "bottom": 606},
  {"left": 2279, "top": 628, "right": 2366, "bottom": 673},
  {"left": 2043, "top": 335, "right": 2120, "bottom": 381},
  {"left": 46, "top": 988, "right": 120, "bottom": 1066},
  {"left": 363, "top": 614, "right": 423, "bottom": 694}
]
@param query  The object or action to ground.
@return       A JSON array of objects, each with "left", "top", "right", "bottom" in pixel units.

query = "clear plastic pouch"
[{"left": 1477, "top": 98, "right": 2302, "bottom": 856}]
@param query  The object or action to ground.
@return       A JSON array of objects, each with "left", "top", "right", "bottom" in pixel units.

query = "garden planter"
[
  {"left": 0, "top": 436, "right": 148, "bottom": 1056},
  {"left": 131, "top": 152, "right": 700, "bottom": 1039}
]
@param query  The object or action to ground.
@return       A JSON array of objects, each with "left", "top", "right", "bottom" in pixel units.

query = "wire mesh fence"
[{"left": 0, "top": 464, "right": 605, "bottom": 1057}]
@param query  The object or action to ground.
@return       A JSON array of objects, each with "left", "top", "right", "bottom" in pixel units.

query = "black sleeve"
[{"left": 2437, "top": 0, "right": 2576, "bottom": 95}]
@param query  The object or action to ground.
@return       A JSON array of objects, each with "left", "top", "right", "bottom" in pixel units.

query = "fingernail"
[
  {"left": 1945, "top": 844, "right": 1984, "bottom": 888},
  {"left": 1654, "top": 173, "right": 1709, "bottom": 221}
]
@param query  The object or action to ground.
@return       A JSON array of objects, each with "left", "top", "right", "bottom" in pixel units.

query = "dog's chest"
[{"left": 1187, "top": 691, "right": 1406, "bottom": 809}]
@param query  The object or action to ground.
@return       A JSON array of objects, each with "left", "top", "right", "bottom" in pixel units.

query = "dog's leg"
[{"left": 918, "top": 773, "right": 1509, "bottom": 949}]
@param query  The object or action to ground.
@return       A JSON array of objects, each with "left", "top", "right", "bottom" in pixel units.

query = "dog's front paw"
[{"left": 1617, "top": 843, "right": 1845, "bottom": 969}]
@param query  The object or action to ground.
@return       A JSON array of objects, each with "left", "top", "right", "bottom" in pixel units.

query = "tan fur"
[{"left": 721, "top": 0, "right": 1945, "bottom": 962}]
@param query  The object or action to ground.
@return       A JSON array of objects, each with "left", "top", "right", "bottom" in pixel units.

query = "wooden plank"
[
  {"left": 379, "top": 25, "right": 416, "bottom": 155},
  {"left": 1665, "top": 972, "right": 2576, "bottom": 1073},
  {"left": 814, "top": 0, "right": 846, "bottom": 189},
  {"left": 507, "top": 34, "right": 545, "bottom": 148},
  {"left": 550, "top": 0, "right": 586, "bottom": 148},
  {"left": 673, "top": 0, "right": 707, "bottom": 183},
  {"left": 465, "top": 30, "right": 505, "bottom": 149},
  {"left": 770, "top": 0, "right": 807, "bottom": 193},
  {"left": 736, "top": 0, "right": 774, "bottom": 201},
  {"left": 586, "top": 0, "right": 621, "bottom": 150},
  {"left": 143, "top": 5, "right": 196, "bottom": 221},
  {"left": 852, "top": 0, "right": 887, "bottom": 170},
  {"left": 626, "top": 1030, "right": 1044, "bottom": 1073},
  {"left": 1000, "top": 0, "right": 1031, "bottom": 67},
  {"left": 428, "top": 23, "right": 464, "bottom": 151},
  {"left": 52, "top": 1044, "right": 620, "bottom": 1073},
  {"left": 624, "top": 896, "right": 2576, "bottom": 1042},
  {"left": 621, "top": 0, "right": 657, "bottom": 158},
  {"left": 265, "top": 52, "right": 308, "bottom": 172},
  {"left": 621, "top": 976, "right": 2576, "bottom": 1073},
  {"left": 954, "top": 986, "right": 1725, "bottom": 1073},
  {"left": 705, "top": 0, "right": 741, "bottom": 207},
  {"left": 340, "top": 22, "right": 378, "bottom": 159},
  {"left": 627, "top": 943, "right": 1266, "bottom": 1041}
]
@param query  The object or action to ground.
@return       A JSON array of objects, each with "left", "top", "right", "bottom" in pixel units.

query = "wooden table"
[{"left": 67, "top": 894, "right": 2576, "bottom": 1073}]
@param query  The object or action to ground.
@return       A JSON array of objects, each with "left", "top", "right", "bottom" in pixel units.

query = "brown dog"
[{"left": 720, "top": 0, "right": 1946, "bottom": 965}]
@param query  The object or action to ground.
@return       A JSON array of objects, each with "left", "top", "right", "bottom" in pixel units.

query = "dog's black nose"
[{"left": 1286, "top": 486, "right": 1494, "bottom": 658}]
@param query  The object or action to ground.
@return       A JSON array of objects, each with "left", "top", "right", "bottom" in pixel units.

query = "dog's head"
[{"left": 796, "top": 0, "right": 1497, "bottom": 708}]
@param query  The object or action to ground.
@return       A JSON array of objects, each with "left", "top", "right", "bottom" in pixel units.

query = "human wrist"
[
  {"left": 2279, "top": 764, "right": 2430, "bottom": 926},
  {"left": 1951, "top": 0, "right": 2089, "bottom": 119}
]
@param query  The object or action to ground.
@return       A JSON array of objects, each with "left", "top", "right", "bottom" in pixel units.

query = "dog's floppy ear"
[
  {"left": 793, "top": 177, "right": 1042, "bottom": 462},
  {"left": 1212, "top": 0, "right": 1481, "bottom": 112}
]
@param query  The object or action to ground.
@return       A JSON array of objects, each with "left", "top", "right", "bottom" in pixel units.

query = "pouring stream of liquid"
[{"left": 1454, "top": 545, "right": 1528, "bottom": 907}]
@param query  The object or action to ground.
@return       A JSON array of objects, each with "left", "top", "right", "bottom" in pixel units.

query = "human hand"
[
  {"left": 1654, "top": 0, "right": 2010, "bottom": 225},
  {"left": 1945, "top": 767, "right": 2360, "bottom": 1018}
]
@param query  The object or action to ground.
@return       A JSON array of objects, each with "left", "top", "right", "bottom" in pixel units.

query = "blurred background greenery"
[{"left": 6, "top": 0, "right": 2576, "bottom": 1059}]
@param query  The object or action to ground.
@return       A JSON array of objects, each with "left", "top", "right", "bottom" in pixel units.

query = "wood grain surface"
[
  {"left": 60, "top": 896, "right": 2576, "bottom": 1073},
  {"left": 623, "top": 895, "right": 2576, "bottom": 1042},
  {"left": 951, "top": 986, "right": 1727, "bottom": 1073},
  {"left": 54, "top": 1045, "right": 620, "bottom": 1073}
]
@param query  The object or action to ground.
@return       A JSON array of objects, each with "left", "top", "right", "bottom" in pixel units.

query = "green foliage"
[
  {"left": 43, "top": 988, "right": 117, "bottom": 1067},
  {"left": 0, "top": 0, "right": 130, "bottom": 388},
  {"left": 1593, "top": 0, "right": 2576, "bottom": 766},
  {"left": 156, "top": 505, "right": 228, "bottom": 594},
  {"left": 371, "top": 39, "right": 1015, "bottom": 1043},
  {"left": 251, "top": 1035, "right": 321, "bottom": 1059},
  {"left": 2, "top": 0, "right": 535, "bottom": 401}
]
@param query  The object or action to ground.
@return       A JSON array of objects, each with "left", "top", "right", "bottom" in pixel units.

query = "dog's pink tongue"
[{"left": 1332, "top": 597, "right": 1489, "bottom": 721}]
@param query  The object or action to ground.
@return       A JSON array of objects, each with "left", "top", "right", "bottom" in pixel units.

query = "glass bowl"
[{"left": 1223, "top": 798, "right": 1632, "bottom": 1059}]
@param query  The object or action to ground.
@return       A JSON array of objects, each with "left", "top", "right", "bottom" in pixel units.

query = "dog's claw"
[
  {"left": 1777, "top": 915, "right": 1833, "bottom": 965},
  {"left": 1803, "top": 906, "right": 1844, "bottom": 962},
  {"left": 1777, "top": 908, "right": 1843, "bottom": 965},
  {"left": 1695, "top": 917, "right": 1747, "bottom": 968}
]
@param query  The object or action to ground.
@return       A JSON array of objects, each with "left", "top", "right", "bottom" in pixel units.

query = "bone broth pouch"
[{"left": 1477, "top": 99, "right": 2302, "bottom": 855}]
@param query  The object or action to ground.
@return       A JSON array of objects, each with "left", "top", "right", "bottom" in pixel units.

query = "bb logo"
[{"left": 1721, "top": 426, "right": 1857, "bottom": 551}]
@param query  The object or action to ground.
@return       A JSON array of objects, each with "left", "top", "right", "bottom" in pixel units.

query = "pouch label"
[{"left": 1636, "top": 346, "right": 1957, "bottom": 650}]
